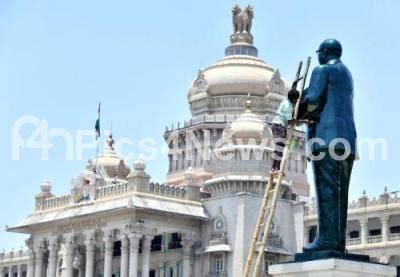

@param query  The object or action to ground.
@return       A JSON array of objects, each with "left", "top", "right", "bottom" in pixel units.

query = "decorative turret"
[
  {"left": 127, "top": 159, "right": 151, "bottom": 192},
  {"left": 35, "top": 180, "right": 54, "bottom": 210},
  {"left": 183, "top": 167, "right": 201, "bottom": 201},
  {"left": 359, "top": 190, "right": 369, "bottom": 208},
  {"left": 380, "top": 186, "right": 390, "bottom": 205}
]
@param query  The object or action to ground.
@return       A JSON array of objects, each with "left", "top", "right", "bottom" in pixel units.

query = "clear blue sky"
[{"left": 0, "top": 0, "right": 399, "bottom": 249}]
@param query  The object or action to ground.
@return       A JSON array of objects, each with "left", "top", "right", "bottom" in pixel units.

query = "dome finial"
[
  {"left": 225, "top": 4, "right": 258, "bottom": 57},
  {"left": 231, "top": 4, "right": 254, "bottom": 44},
  {"left": 107, "top": 133, "right": 115, "bottom": 150}
]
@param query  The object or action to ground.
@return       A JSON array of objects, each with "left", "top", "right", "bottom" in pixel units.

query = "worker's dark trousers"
[{"left": 310, "top": 149, "right": 354, "bottom": 252}]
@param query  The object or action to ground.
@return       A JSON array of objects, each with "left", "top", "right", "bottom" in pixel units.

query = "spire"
[{"left": 225, "top": 4, "right": 258, "bottom": 57}]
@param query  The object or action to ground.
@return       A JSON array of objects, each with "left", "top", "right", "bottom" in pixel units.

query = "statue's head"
[
  {"left": 316, "top": 39, "right": 342, "bottom": 64},
  {"left": 246, "top": 4, "right": 254, "bottom": 15},
  {"left": 232, "top": 4, "right": 241, "bottom": 14}
]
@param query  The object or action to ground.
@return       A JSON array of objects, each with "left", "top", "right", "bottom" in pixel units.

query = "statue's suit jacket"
[{"left": 299, "top": 58, "right": 357, "bottom": 155}]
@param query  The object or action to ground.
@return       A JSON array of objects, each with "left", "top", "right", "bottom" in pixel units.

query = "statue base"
[
  {"left": 269, "top": 257, "right": 396, "bottom": 277},
  {"left": 294, "top": 250, "right": 370, "bottom": 263}
]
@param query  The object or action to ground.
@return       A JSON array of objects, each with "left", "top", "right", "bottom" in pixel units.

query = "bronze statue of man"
[{"left": 299, "top": 39, "right": 357, "bottom": 252}]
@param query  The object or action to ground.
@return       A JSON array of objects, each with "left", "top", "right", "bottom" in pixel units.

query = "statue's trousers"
[{"left": 312, "top": 149, "right": 354, "bottom": 251}]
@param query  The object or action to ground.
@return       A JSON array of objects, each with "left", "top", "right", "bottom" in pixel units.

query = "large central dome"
[
  {"left": 187, "top": 5, "right": 290, "bottom": 120},
  {"left": 191, "top": 55, "right": 275, "bottom": 97}
]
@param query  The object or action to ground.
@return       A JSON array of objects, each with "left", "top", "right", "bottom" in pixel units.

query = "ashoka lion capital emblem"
[{"left": 231, "top": 4, "right": 254, "bottom": 44}]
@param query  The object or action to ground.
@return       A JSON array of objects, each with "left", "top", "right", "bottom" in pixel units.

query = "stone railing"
[
  {"left": 306, "top": 194, "right": 400, "bottom": 215},
  {"left": 96, "top": 182, "right": 129, "bottom": 199},
  {"left": 0, "top": 249, "right": 29, "bottom": 263},
  {"left": 165, "top": 114, "right": 239, "bottom": 133},
  {"left": 346, "top": 238, "right": 361, "bottom": 246},
  {"left": 37, "top": 182, "right": 130, "bottom": 210},
  {"left": 209, "top": 237, "right": 228, "bottom": 246},
  {"left": 348, "top": 195, "right": 400, "bottom": 209},
  {"left": 206, "top": 273, "right": 228, "bottom": 277},
  {"left": 389, "top": 233, "right": 400, "bottom": 241},
  {"left": 367, "top": 235, "right": 382, "bottom": 244},
  {"left": 149, "top": 182, "right": 187, "bottom": 199},
  {"left": 165, "top": 114, "right": 305, "bottom": 135},
  {"left": 345, "top": 234, "right": 400, "bottom": 246},
  {"left": 36, "top": 181, "right": 191, "bottom": 211},
  {"left": 40, "top": 194, "right": 71, "bottom": 210}
]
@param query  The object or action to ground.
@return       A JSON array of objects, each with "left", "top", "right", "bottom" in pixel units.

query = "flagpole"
[{"left": 94, "top": 102, "right": 101, "bottom": 185}]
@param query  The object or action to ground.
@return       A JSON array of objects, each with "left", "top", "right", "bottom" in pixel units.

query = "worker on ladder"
[{"left": 270, "top": 88, "right": 300, "bottom": 175}]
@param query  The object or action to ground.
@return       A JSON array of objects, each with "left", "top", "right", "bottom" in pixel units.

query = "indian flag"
[{"left": 95, "top": 103, "right": 101, "bottom": 140}]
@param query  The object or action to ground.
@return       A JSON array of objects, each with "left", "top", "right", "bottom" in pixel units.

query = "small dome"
[
  {"left": 92, "top": 134, "right": 130, "bottom": 179},
  {"left": 223, "top": 99, "right": 272, "bottom": 144},
  {"left": 40, "top": 180, "right": 52, "bottom": 193},
  {"left": 133, "top": 158, "right": 146, "bottom": 171}
]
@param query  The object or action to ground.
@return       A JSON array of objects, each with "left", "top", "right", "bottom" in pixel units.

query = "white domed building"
[{"left": 2, "top": 5, "right": 312, "bottom": 277}]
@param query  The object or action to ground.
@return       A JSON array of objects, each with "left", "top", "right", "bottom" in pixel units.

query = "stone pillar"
[
  {"left": 56, "top": 259, "right": 61, "bottom": 277},
  {"left": 172, "top": 262, "right": 178, "bottom": 277},
  {"left": 8, "top": 266, "right": 13, "bottom": 277},
  {"left": 17, "top": 264, "right": 22, "bottom": 277},
  {"left": 141, "top": 235, "right": 154, "bottom": 277},
  {"left": 27, "top": 249, "right": 35, "bottom": 277},
  {"left": 181, "top": 239, "right": 193, "bottom": 277},
  {"left": 381, "top": 215, "right": 389, "bottom": 242},
  {"left": 303, "top": 225, "right": 310, "bottom": 245},
  {"left": 34, "top": 245, "right": 45, "bottom": 277},
  {"left": 120, "top": 234, "right": 129, "bottom": 277},
  {"left": 360, "top": 218, "right": 368, "bottom": 245},
  {"left": 48, "top": 237, "right": 59, "bottom": 277},
  {"left": 64, "top": 235, "right": 75, "bottom": 277},
  {"left": 103, "top": 230, "right": 115, "bottom": 277},
  {"left": 84, "top": 232, "right": 96, "bottom": 277},
  {"left": 158, "top": 262, "right": 165, "bottom": 277},
  {"left": 128, "top": 233, "right": 143, "bottom": 277}
]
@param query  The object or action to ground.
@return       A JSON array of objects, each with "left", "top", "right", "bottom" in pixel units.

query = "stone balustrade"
[
  {"left": 41, "top": 195, "right": 71, "bottom": 210},
  {"left": 165, "top": 114, "right": 305, "bottom": 135},
  {"left": 305, "top": 191, "right": 400, "bottom": 216},
  {"left": 96, "top": 182, "right": 129, "bottom": 199},
  {"left": 165, "top": 114, "right": 239, "bottom": 133},
  {"left": 345, "top": 235, "right": 400, "bottom": 246},
  {"left": 149, "top": 182, "right": 187, "bottom": 199},
  {"left": 346, "top": 238, "right": 361, "bottom": 246},
  {"left": 208, "top": 237, "right": 228, "bottom": 246},
  {"left": 389, "top": 233, "right": 400, "bottom": 241},
  {"left": 35, "top": 180, "right": 192, "bottom": 211},
  {"left": 0, "top": 249, "right": 29, "bottom": 263},
  {"left": 207, "top": 273, "right": 228, "bottom": 277},
  {"left": 367, "top": 235, "right": 383, "bottom": 244}
]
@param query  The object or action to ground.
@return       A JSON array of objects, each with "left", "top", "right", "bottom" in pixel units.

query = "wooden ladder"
[{"left": 243, "top": 57, "right": 311, "bottom": 277}]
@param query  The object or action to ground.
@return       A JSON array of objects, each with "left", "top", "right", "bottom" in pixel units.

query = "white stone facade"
[{"left": 1, "top": 5, "right": 312, "bottom": 277}]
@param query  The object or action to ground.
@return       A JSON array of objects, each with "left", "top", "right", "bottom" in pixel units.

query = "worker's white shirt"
[{"left": 272, "top": 99, "right": 294, "bottom": 127}]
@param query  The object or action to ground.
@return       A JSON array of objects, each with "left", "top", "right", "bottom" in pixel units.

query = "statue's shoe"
[{"left": 303, "top": 240, "right": 343, "bottom": 252}]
